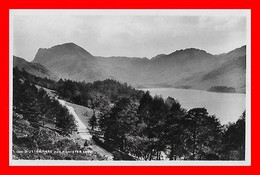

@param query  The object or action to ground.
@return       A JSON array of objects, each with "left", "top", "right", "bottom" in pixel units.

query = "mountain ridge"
[
  {"left": 30, "top": 43, "right": 246, "bottom": 93},
  {"left": 13, "top": 56, "right": 57, "bottom": 80}
]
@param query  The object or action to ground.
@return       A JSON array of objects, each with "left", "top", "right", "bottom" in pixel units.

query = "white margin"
[
  {"left": 9, "top": 10, "right": 14, "bottom": 166},
  {"left": 9, "top": 9, "right": 251, "bottom": 166}
]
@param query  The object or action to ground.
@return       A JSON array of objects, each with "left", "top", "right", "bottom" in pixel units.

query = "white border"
[{"left": 9, "top": 9, "right": 251, "bottom": 166}]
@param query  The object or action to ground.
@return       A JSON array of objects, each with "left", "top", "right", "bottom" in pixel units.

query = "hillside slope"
[
  {"left": 32, "top": 43, "right": 246, "bottom": 92},
  {"left": 13, "top": 56, "right": 57, "bottom": 80}
]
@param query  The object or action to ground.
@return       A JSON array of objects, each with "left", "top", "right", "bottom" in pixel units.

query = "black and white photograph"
[{"left": 10, "top": 10, "right": 251, "bottom": 165}]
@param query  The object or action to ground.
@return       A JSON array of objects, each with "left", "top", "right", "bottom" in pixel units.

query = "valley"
[
  {"left": 17, "top": 42, "right": 246, "bottom": 93},
  {"left": 12, "top": 66, "right": 246, "bottom": 161},
  {"left": 12, "top": 43, "right": 247, "bottom": 161}
]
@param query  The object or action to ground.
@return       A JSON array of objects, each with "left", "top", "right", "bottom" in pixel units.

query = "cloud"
[{"left": 13, "top": 12, "right": 247, "bottom": 61}]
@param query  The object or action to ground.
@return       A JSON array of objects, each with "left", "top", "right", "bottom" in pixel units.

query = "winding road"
[
  {"left": 58, "top": 99, "right": 113, "bottom": 160},
  {"left": 35, "top": 85, "right": 113, "bottom": 160}
]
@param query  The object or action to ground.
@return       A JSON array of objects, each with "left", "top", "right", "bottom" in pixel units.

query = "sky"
[{"left": 12, "top": 10, "right": 247, "bottom": 61}]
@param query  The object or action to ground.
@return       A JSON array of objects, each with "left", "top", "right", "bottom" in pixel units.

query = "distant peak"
[
  {"left": 39, "top": 42, "right": 93, "bottom": 56},
  {"left": 170, "top": 48, "right": 210, "bottom": 56},
  {"left": 13, "top": 55, "right": 27, "bottom": 64},
  {"left": 226, "top": 45, "right": 246, "bottom": 56},
  {"left": 50, "top": 42, "right": 89, "bottom": 52},
  {"left": 234, "top": 45, "right": 246, "bottom": 51},
  {"left": 13, "top": 55, "right": 24, "bottom": 60},
  {"left": 32, "top": 42, "right": 94, "bottom": 63},
  {"left": 151, "top": 54, "right": 167, "bottom": 60},
  {"left": 230, "top": 45, "right": 246, "bottom": 51},
  {"left": 51, "top": 42, "right": 77, "bottom": 48}
]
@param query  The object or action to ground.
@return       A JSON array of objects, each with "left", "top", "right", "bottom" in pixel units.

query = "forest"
[
  {"left": 13, "top": 68, "right": 106, "bottom": 160},
  {"left": 13, "top": 68, "right": 245, "bottom": 160}
]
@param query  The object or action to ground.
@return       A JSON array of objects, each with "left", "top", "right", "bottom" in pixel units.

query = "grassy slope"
[{"left": 37, "top": 85, "right": 113, "bottom": 160}]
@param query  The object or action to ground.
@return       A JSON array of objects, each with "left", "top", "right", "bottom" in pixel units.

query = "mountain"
[
  {"left": 32, "top": 43, "right": 106, "bottom": 82},
  {"left": 140, "top": 48, "right": 216, "bottom": 88},
  {"left": 13, "top": 56, "right": 57, "bottom": 80},
  {"left": 160, "top": 46, "right": 246, "bottom": 93},
  {"left": 31, "top": 43, "right": 246, "bottom": 93},
  {"left": 197, "top": 46, "right": 246, "bottom": 93}
]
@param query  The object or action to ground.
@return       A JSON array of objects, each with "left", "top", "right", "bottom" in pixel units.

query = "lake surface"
[{"left": 140, "top": 88, "right": 246, "bottom": 124}]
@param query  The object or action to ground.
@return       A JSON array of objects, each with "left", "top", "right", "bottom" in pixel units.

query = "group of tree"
[
  {"left": 13, "top": 68, "right": 110, "bottom": 160},
  {"left": 221, "top": 111, "right": 245, "bottom": 160},
  {"left": 13, "top": 68, "right": 246, "bottom": 160},
  {"left": 15, "top": 67, "right": 144, "bottom": 106},
  {"left": 97, "top": 92, "right": 245, "bottom": 160},
  {"left": 13, "top": 69, "right": 77, "bottom": 136}
]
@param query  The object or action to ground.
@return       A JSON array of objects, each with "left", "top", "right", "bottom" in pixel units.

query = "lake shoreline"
[
  {"left": 138, "top": 87, "right": 246, "bottom": 124},
  {"left": 138, "top": 87, "right": 246, "bottom": 95}
]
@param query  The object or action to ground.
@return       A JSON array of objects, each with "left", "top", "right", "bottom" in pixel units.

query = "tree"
[
  {"left": 142, "top": 95, "right": 168, "bottom": 160},
  {"left": 55, "top": 106, "right": 77, "bottom": 136},
  {"left": 100, "top": 98, "right": 138, "bottom": 151},
  {"left": 163, "top": 98, "right": 187, "bottom": 160},
  {"left": 126, "top": 135, "right": 153, "bottom": 160},
  {"left": 88, "top": 92, "right": 110, "bottom": 118},
  {"left": 137, "top": 91, "right": 153, "bottom": 122},
  {"left": 87, "top": 92, "right": 111, "bottom": 132},
  {"left": 222, "top": 111, "right": 245, "bottom": 160},
  {"left": 184, "top": 108, "right": 222, "bottom": 160},
  {"left": 89, "top": 113, "right": 97, "bottom": 130},
  {"left": 64, "top": 90, "right": 72, "bottom": 99}
]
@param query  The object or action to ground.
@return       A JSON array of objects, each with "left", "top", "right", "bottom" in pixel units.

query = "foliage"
[
  {"left": 13, "top": 68, "right": 106, "bottom": 160},
  {"left": 13, "top": 68, "right": 246, "bottom": 160},
  {"left": 221, "top": 111, "right": 245, "bottom": 160}
]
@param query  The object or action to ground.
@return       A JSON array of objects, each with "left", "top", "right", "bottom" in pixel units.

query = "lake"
[{"left": 140, "top": 88, "right": 246, "bottom": 124}]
